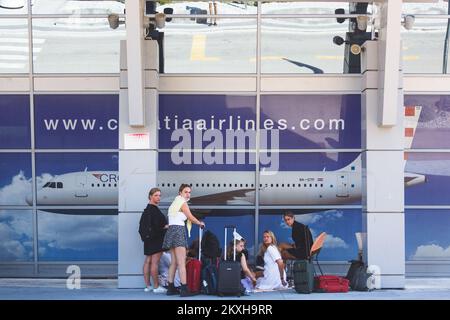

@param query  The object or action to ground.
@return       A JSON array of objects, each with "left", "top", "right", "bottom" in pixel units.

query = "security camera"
[
  {"left": 403, "top": 15, "right": 415, "bottom": 30},
  {"left": 333, "top": 36, "right": 345, "bottom": 46},
  {"left": 108, "top": 13, "right": 120, "bottom": 29}
]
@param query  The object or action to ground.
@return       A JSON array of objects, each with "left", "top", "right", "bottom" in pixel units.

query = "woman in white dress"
[{"left": 255, "top": 230, "right": 288, "bottom": 290}]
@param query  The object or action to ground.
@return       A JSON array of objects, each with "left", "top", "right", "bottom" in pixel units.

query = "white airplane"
[
  {"left": 0, "top": 0, "right": 26, "bottom": 10},
  {"left": 27, "top": 106, "right": 425, "bottom": 208},
  {"left": 26, "top": 155, "right": 425, "bottom": 208},
  {"left": 26, "top": 170, "right": 118, "bottom": 206},
  {"left": 156, "top": 155, "right": 426, "bottom": 206}
]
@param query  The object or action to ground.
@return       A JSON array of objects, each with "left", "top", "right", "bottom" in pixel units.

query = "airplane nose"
[{"left": 25, "top": 194, "right": 33, "bottom": 205}]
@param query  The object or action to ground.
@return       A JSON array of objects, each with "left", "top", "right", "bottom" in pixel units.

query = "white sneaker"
[
  {"left": 152, "top": 286, "right": 167, "bottom": 293},
  {"left": 144, "top": 286, "right": 153, "bottom": 292}
]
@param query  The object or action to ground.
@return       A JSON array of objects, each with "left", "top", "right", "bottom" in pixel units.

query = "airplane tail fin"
[{"left": 404, "top": 105, "right": 422, "bottom": 168}]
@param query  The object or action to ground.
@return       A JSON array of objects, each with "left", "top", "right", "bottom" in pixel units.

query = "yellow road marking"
[
  {"left": 403, "top": 55, "right": 419, "bottom": 61},
  {"left": 190, "top": 34, "right": 220, "bottom": 61}
]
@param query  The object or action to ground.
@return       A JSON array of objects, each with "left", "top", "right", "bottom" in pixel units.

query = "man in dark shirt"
[{"left": 279, "top": 211, "right": 313, "bottom": 260}]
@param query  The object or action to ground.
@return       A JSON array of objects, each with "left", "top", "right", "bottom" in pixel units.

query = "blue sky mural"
[
  {"left": 0, "top": 153, "right": 32, "bottom": 206},
  {"left": 37, "top": 210, "right": 118, "bottom": 261},
  {"left": 406, "top": 210, "right": 450, "bottom": 261},
  {"left": 0, "top": 210, "right": 33, "bottom": 262}
]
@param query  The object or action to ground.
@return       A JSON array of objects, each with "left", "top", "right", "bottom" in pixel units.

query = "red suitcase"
[
  {"left": 186, "top": 227, "right": 203, "bottom": 294},
  {"left": 314, "top": 275, "right": 349, "bottom": 293}
]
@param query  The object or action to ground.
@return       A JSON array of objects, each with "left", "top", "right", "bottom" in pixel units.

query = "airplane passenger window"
[
  {"left": 315, "top": 184, "right": 318, "bottom": 187},
  {"left": 304, "top": 184, "right": 307, "bottom": 187},
  {"left": 91, "top": 184, "right": 94, "bottom": 187},
  {"left": 287, "top": 184, "right": 290, "bottom": 187},
  {"left": 103, "top": 184, "right": 106, "bottom": 187},
  {"left": 108, "top": 184, "right": 111, "bottom": 187},
  {"left": 321, "top": 184, "right": 324, "bottom": 187},
  {"left": 97, "top": 184, "right": 100, "bottom": 187},
  {"left": 213, "top": 184, "right": 215, "bottom": 187},
  {"left": 114, "top": 184, "right": 117, "bottom": 187}
]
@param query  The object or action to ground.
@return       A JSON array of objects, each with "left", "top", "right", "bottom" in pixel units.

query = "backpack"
[
  {"left": 201, "top": 258, "right": 219, "bottom": 295},
  {"left": 138, "top": 211, "right": 152, "bottom": 241},
  {"left": 345, "top": 259, "right": 372, "bottom": 291},
  {"left": 201, "top": 230, "right": 221, "bottom": 259}
]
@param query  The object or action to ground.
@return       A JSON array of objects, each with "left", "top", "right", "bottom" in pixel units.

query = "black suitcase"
[
  {"left": 293, "top": 259, "right": 314, "bottom": 294},
  {"left": 217, "top": 225, "right": 242, "bottom": 297},
  {"left": 293, "top": 224, "right": 314, "bottom": 293}
]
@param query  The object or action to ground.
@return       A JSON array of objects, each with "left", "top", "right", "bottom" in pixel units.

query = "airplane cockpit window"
[
  {"left": 48, "top": 182, "right": 56, "bottom": 188},
  {"left": 57, "top": 182, "right": 63, "bottom": 188},
  {"left": 43, "top": 182, "right": 50, "bottom": 188}
]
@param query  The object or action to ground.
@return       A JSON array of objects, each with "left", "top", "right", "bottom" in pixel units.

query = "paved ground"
[{"left": 1, "top": 278, "right": 450, "bottom": 300}]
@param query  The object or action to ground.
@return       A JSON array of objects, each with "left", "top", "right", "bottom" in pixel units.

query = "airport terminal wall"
[{"left": 1, "top": 1, "right": 450, "bottom": 278}]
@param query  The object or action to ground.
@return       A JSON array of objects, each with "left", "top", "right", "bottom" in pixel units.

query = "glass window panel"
[
  {"left": 37, "top": 210, "right": 118, "bottom": 261},
  {"left": 158, "top": 152, "right": 255, "bottom": 206},
  {"left": 406, "top": 209, "right": 450, "bottom": 261},
  {"left": 260, "top": 94, "right": 361, "bottom": 149},
  {"left": 261, "top": 1, "right": 353, "bottom": 15},
  {"left": 403, "top": 0, "right": 448, "bottom": 15},
  {"left": 0, "top": 0, "right": 28, "bottom": 15},
  {"left": 259, "top": 152, "right": 361, "bottom": 206},
  {"left": 405, "top": 152, "right": 450, "bottom": 206},
  {"left": 32, "top": 0, "right": 124, "bottom": 15},
  {"left": 259, "top": 209, "right": 361, "bottom": 261},
  {"left": 0, "top": 19, "right": 29, "bottom": 73},
  {"left": 0, "top": 153, "right": 32, "bottom": 206},
  {"left": 402, "top": 18, "right": 449, "bottom": 73},
  {"left": 32, "top": 18, "right": 125, "bottom": 73},
  {"left": 0, "top": 95, "right": 30, "bottom": 149},
  {"left": 159, "top": 94, "right": 257, "bottom": 149},
  {"left": 34, "top": 94, "right": 119, "bottom": 149},
  {"left": 35, "top": 153, "right": 118, "bottom": 206},
  {"left": 159, "top": 18, "right": 256, "bottom": 73},
  {"left": 404, "top": 95, "right": 450, "bottom": 148},
  {"left": 187, "top": 209, "right": 255, "bottom": 260},
  {"left": 157, "top": 1, "right": 256, "bottom": 16},
  {"left": 261, "top": 18, "right": 350, "bottom": 73},
  {"left": 0, "top": 210, "right": 33, "bottom": 262}
]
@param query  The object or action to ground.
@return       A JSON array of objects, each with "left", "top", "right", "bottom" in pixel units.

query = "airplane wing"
[{"left": 189, "top": 188, "right": 255, "bottom": 205}]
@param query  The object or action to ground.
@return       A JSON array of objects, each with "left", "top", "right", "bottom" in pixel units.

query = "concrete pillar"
[
  {"left": 118, "top": 39, "right": 159, "bottom": 288},
  {"left": 361, "top": 22, "right": 405, "bottom": 289}
]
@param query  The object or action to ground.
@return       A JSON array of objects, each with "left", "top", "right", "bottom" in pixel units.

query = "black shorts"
[{"left": 144, "top": 237, "right": 165, "bottom": 256}]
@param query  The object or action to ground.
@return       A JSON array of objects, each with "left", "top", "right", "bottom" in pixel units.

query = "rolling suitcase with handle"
[
  {"left": 217, "top": 225, "right": 242, "bottom": 297},
  {"left": 186, "top": 227, "right": 203, "bottom": 294}
]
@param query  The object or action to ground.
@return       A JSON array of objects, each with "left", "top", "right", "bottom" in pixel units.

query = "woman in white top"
[
  {"left": 162, "top": 184, "right": 205, "bottom": 297},
  {"left": 255, "top": 230, "right": 288, "bottom": 290}
]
